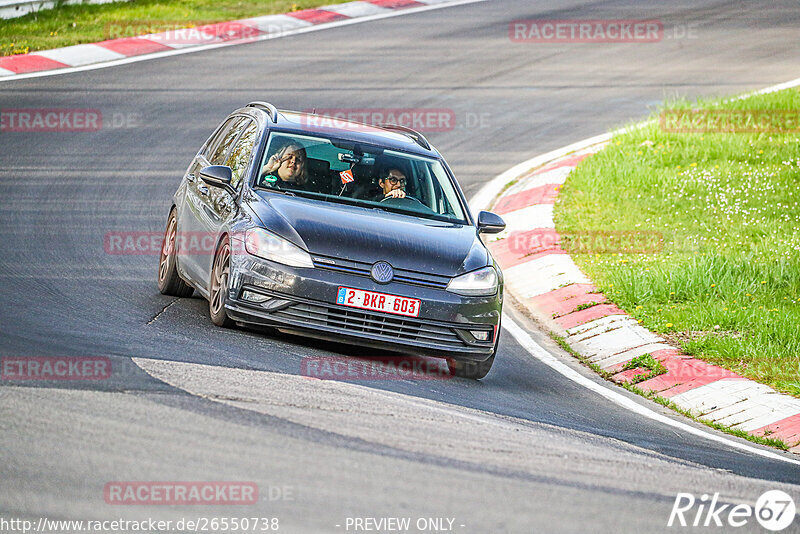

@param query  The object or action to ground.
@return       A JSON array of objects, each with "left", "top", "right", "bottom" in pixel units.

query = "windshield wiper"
[
  {"left": 257, "top": 187, "right": 295, "bottom": 197},
  {"left": 368, "top": 203, "right": 427, "bottom": 219},
  {"left": 369, "top": 203, "right": 464, "bottom": 224}
]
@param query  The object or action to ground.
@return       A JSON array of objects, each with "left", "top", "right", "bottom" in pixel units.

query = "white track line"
[
  {"left": 475, "top": 77, "right": 800, "bottom": 466},
  {"left": 0, "top": 0, "right": 487, "bottom": 83}
]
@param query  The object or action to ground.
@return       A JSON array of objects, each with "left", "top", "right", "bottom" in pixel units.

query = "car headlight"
[
  {"left": 446, "top": 266, "right": 498, "bottom": 296},
  {"left": 245, "top": 228, "right": 314, "bottom": 268}
]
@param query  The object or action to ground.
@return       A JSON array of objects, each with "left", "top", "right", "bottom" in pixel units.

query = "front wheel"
[
  {"left": 209, "top": 237, "right": 234, "bottom": 328},
  {"left": 447, "top": 354, "right": 495, "bottom": 380}
]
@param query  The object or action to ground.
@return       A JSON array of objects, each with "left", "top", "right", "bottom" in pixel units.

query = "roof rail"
[
  {"left": 246, "top": 101, "right": 279, "bottom": 123},
  {"left": 378, "top": 123, "right": 431, "bottom": 151}
]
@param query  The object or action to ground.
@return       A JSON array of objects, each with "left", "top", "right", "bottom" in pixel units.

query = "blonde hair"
[{"left": 274, "top": 141, "right": 308, "bottom": 185}]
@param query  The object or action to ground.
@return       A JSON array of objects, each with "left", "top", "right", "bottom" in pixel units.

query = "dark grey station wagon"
[{"left": 158, "top": 102, "right": 505, "bottom": 378}]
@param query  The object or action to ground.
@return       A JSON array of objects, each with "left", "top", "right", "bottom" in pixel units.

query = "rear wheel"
[
  {"left": 209, "top": 237, "right": 234, "bottom": 328},
  {"left": 158, "top": 209, "right": 193, "bottom": 297}
]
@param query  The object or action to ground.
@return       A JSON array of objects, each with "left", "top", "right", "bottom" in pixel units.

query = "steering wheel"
[{"left": 379, "top": 195, "right": 425, "bottom": 207}]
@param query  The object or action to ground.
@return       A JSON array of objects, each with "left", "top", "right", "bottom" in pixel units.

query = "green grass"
[
  {"left": 0, "top": 0, "right": 342, "bottom": 56},
  {"left": 575, "top": 301, "right": 600, "bottom": 312},
  {"left": 622, "top": 353, "right": 667, "bottom": 384},
  {"left": 554, "top": 87, "right": 800, "bottom": 397}
]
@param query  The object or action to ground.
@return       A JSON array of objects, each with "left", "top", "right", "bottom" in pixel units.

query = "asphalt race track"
[{"left": 2, "top": 1, "right": 800, "bottom": 532}]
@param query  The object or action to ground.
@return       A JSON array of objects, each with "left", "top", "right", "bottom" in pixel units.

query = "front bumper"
[{"left": 225, "top": 252, "right": 502, "bottom": 362}]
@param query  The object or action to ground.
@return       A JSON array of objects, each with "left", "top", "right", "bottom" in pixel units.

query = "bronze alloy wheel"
[
  {"left": 158, "top": 215, "right": 176, "bottom": 284},
  {"left": 157, "top": 209, "right": 193, "bottom": 297},
  {"left": 209, "top": 237, "right": 234, "bottom": 327}
]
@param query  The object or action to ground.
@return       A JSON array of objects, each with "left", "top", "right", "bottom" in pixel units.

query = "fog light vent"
[
  {"left": 241, "top": 290, "right": 270, "bottom": 303},
  {"left": 470, "top": 330, "right": 491, "bottom": 342}
]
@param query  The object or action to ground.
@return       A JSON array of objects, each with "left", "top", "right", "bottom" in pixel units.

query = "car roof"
[{"left": 238, "top": 106, "right": 442, "bottom": 158}]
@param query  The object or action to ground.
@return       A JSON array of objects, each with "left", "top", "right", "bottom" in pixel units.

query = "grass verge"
[
  {"left": 554, "top": 87, "right": 800, "bottom": 397},
  {"left": 1, "top": 0, "right": 343, "bottom": 56}
]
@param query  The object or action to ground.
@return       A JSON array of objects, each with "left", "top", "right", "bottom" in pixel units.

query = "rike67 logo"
[{"left": 668, "top": 490, "right": 796, "bottom": 531}]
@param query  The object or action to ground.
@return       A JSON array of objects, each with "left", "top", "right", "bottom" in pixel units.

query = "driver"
[{"left": 374, "top": 167, "right": 407, "bottom": 200}]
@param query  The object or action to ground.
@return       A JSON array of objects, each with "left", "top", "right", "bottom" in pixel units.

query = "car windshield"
[{"left": 253, "top": 132, "right": 468, "bottom": 223}]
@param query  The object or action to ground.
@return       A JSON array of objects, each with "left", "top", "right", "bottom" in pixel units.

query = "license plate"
[{"left": 336, "top": 287, "right": 421, "bottom": 318}]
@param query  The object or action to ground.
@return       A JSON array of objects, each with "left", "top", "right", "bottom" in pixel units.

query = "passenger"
[
  {"left": 373, "top": 167, "right": 407, "bottom": 200},
  {"left": 260, "top": 141, "right": 308, "bottom": 188}
]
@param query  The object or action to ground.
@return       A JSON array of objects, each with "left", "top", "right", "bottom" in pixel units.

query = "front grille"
[
  {"left": 312, "top": 255, "right": 450, "bottom": 289},
  {"left": 273, "top": 301, "right": 465, "bottom": 348}
]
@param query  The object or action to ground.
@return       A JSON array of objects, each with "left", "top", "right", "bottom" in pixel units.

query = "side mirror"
[
  {"left": 199, "top": 165, "right": 234, "bottom": 192},
  {"left": 477, "top": 210, "right": 506, "bottom": 234}
]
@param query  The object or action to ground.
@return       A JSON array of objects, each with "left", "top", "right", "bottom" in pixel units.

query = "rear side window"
[
  {"left": 225, "top": 121, "right": 258, "bottom": 190},
  {"left": 203, "top": 117, "right": 235, "bottom": 160},
  {"left": 209, "top": 116, "right": 249, "bottom": 165}
]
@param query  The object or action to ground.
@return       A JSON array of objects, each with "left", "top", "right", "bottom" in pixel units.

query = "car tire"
[
  {"left": 158, "top": 209, "right": 194, "bottom": 298},
  {"left": 447, "top": 328, "right": 500, "bottom": 380},
  {"left": 209, "top": 236, "right": 234, "bottom": 328},
  {"left": 447, "top": 354, "right": 495, "bottom": 380}
]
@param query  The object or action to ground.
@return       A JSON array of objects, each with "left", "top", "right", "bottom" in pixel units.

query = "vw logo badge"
[{"left": 371, "top": 261, "right": 394, "bottom": 284}]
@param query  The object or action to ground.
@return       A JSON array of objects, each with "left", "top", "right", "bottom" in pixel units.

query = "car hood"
[{"left": 248, "top": 192, "right": 488, "bottom": 276}]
